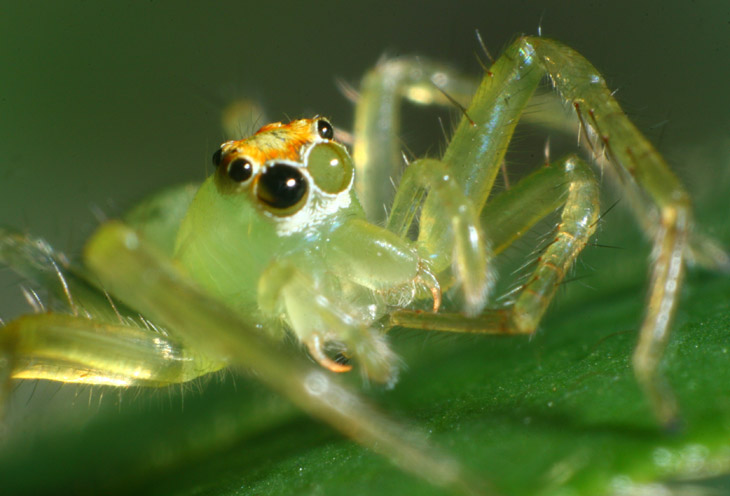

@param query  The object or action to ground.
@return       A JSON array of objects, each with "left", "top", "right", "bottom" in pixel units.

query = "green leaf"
[{"left": 2, "top": 212, "right": 730, "bottom": 496}]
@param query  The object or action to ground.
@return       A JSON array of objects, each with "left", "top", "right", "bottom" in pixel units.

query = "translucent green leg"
[
  {"left": 520, "top": 36, "right": 708, "bottom": 426},
  {"left": 481, "top": 158, "right": 579, "bottom": 257},
  {"left": 1, "top": 313, "right": 222, "bottom": 386},
  {"left": 352, "top": 58, "right": 478, "bottom": 222},
  {"left": 414, "top": 35, "right": 727, "bottom": 425},
  {"left": 388, "top": 158, "right": 491, "bottom": 315},
  {"left": 351, "top": 56, "right": 584, "bottom": 225},
  {"left": 83, "top": 222, "right": 485, "bottom": 496},
  {"left": 324, "top": 218, "right": 421, "bottom": 292},
  {"left": 352, "top": 53, "right": 594, "bottom": 226},
  {"left": 0, "top": 227, "right": 225, "bottom": 405},
  {"left": 392, "top": 155, "right": 599, "bottom": 335},
  {"left": 0, "top": 227, "right": 129, "bottom": 323}
]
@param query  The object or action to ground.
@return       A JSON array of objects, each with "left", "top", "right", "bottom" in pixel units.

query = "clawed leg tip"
[{"left": 305, "top": 337, "right": 353, "bottom": 374}]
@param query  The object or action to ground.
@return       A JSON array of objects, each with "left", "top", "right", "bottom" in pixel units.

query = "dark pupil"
[
  {"left": 228, "top": 158, "right": 253, "bottom": 182},
  {"left": 317, "top": 119, "right": 334, "bottom": 140},
  {"left": 257, "top": 164, "right": 307, "bottom": 209}
]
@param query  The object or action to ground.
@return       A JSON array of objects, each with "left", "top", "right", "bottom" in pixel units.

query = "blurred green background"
[
  {"left": 1, "top": 1, "right": 729, "bottom": 494},
  {"left": 1, "top": 0, "right": 728, "bottom": 260}
]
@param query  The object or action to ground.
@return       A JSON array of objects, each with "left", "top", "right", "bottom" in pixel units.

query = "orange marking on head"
[{"left": 220, "top": 118, "right": 323, "bottom": 167}]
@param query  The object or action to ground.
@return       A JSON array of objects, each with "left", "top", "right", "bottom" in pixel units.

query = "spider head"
[
  {"left": 174, "top": 118, "right": 363, "bottom": 313},
  {"left": 210, "top": 117, "right": 360, "bottom": 234}
]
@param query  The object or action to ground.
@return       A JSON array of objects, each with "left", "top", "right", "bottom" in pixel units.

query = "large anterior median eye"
[
  {"left": 306, "top": 142, "right": 353, "bottom": 194},
  {"left": 256, "top": 164, "right": 308, "bottom": 215}
]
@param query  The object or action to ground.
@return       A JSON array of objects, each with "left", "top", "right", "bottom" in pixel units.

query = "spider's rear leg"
[
  {"left": 350, "top": 55, "right": 575, "bottom": 225},
  {"left": 391, "top": 154, "right": 599, "bottom": 336},
  {"left": 519, "top": 36, "right": 730, "bottom": 426},
  {"left": 350, "top": 58, "right": 478, "bottom": 223},
  {"left": 402, "top": 35, "right": 727, "bottom": 426}
]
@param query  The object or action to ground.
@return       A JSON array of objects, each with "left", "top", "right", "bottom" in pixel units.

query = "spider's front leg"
[{"left": 84, "top": 222, "right": 483, "bottom": 495}]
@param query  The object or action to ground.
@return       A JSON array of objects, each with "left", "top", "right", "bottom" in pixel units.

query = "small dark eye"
[
  {"left": 257, "top": 164, "right": 308, "bottom": 211},
  {"left": 228, "top": 158, "right": 254, "bottom": 182},
  {"left": 212, "top": 147, "right": 223, "bottom": 167},
  {"left": 317, "top": 119, "right": 334, "bottom": 140}
]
